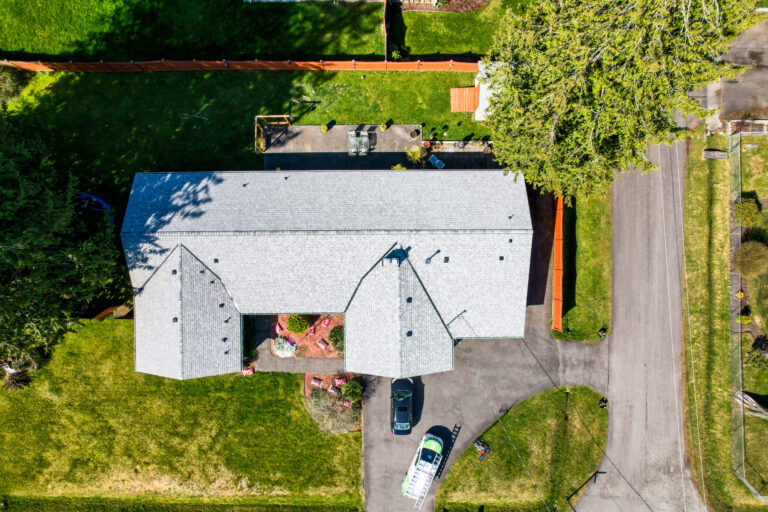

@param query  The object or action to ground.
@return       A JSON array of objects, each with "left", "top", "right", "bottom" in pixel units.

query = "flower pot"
[
  {"left": 423, "top": 141, "right": 431, "bottom": 149},
  {"left": 410, "top": 130, "right": 418, "bottom": 138}
]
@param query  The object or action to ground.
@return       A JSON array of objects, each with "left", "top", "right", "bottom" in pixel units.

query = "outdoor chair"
[
  {"left": 311, "top": 377, "right": 323, "bottom": 388},
  {"left": 316, "top": 338, "right": 328, "bottom": 350}
]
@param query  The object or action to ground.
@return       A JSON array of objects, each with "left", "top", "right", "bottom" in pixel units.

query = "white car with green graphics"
[{"left": 401, "top": 433, "right": 443, "bottom": 508}]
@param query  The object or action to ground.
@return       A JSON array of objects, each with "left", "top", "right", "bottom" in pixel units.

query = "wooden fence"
[
  {"left": 552, "top": 196, "right": 564, "bottom": 332},
  {"left": 0, "top": 59, "right": 479, "bottom": 73}
]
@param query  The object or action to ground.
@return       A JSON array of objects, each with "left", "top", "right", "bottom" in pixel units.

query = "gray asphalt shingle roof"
[{"left": 122, "top": 170, "right": 532, "bottom": 379}]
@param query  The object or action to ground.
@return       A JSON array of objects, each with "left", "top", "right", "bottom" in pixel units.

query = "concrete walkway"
[{"left": 253, "top": 340, "right": 345, "bottom": 373}]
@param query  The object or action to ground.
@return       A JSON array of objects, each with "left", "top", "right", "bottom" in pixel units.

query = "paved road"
[
  {"left": 362, "top": 141, "right": 708, "bottom": 511},
  {"left": 577, "top": 143, "right": 706, "bottom": 512}
]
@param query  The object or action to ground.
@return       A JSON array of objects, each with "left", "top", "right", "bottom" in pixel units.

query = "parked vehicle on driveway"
[
  {"left": 401, "top": 433, "right": 443, "bottom": 508},
  {"left": 391, "top": 378, "right": 414, "bottom": 435}
]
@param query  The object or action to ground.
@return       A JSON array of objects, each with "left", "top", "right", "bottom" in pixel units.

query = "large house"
[{"left": 121, "top": 170, "right": 533, "bottom": 380}]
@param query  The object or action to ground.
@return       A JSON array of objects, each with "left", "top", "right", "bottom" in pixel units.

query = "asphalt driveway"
[{"left": 362, "top": 144, "right": 708, "bottom": 511}]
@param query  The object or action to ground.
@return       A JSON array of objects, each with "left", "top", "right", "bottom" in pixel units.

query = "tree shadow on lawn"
[
  {"left": 1, "top": 0, "right": 385, "bottom": 61},
  {"left": 9, "top": 70, "right": 339, "bottom": 287}
]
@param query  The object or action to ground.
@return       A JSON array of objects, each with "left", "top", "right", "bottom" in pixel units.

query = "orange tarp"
[
  {"left": 450, "top": 86, "right": 480, "bottom": 113},
  {"left": 552, "top": 197, "right": 565, "bottom": 332}
]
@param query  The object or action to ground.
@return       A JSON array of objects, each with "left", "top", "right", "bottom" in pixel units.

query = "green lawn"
[
  {"left": 0, "top": 0, "right": 384, "bottom": 60},
  {"left": 436, "top": 386, "right": 608, "bottom": 512},
  {"left": 553, "top": 192, "right": 613, "bottom": 342},
  {"left": 682, "top": 130, "right": 767, "bottom": 511},
  {"left": 392, "top": 0, "right": 528, "bottom": 57},
  {"left": 8, "top": 71, "right": 487, "bottom": 218},
  {"left": 0, "top": 319, "right": 362, "bottom": 509}
]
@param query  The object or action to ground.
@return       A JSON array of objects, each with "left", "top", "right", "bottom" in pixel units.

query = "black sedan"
[{"left": 390, "top": 378, "right": 414, "bottom": 435}]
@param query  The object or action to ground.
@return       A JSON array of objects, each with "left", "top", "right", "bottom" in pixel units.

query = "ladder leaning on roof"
[{"left": 408, "top": 453, "right": 442, "bottom": 510}]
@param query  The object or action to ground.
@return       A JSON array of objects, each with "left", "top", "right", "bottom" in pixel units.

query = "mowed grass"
[
  {"left": 436, "top": 386, "right": 608, "bottom": 512},
  {"left": 0, "top": 319, "right": 362, "bottom": 508},
  {"left": 681, "top": 130, "right": 767, "bottom": 510},
  {"left": 393, "top": 0, "right": 529, "bottom": 56},
  {"left": 8, "top": 71, "right": 487, "bottom": 218},
  {"left": 553, "top": 192, "right": 613, "bottom": 342},
  {"left": 0, "top": 0, "right": 384, "bottom": 60}
]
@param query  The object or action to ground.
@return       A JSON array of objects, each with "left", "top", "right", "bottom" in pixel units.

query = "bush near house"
[
  {"left": 734, "top": 197, "right": 762, "bottom": 227},
  {"left": 341, "top": 380, "right": 362, "bottom": 402},
  {"left": 0, "top": 319, "right": 362, "bottom": 509},
  {"left": 329, "top": 326, "right": 345, "bottom": 352},
  {"left": 736, "top": 240, "right": 768, "bottom": 279},
  {"left": 287, "top": 314, "right": 311, "bottom": 334}
]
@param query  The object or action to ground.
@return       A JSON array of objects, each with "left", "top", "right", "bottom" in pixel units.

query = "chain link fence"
[{"left": 728, "top": 129, "right": 767, "bottom": 502}]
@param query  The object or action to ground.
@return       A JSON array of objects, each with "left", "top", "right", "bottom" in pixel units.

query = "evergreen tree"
[
  {"left": 486, "top": 0, "right": 757, "bottom": 197},
  {"left": 0, "top": 111, "right": 123, "bottom": 370}
]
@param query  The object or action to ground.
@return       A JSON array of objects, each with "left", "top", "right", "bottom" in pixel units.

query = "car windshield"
[
  {"left": 397, "top": 405, "right": 408, "bottom": 412},
  {"left": 420, "top": 449, "right": 438, "bottom": 464},
  {"left": 393, "top": 390, "right": 412, "bottom": 401},
  {"left": 394, "top": 422, "right": 410, "bottom": 430}
]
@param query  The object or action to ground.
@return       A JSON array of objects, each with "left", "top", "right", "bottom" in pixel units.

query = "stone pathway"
[{"left": 254, "top": 340, "right": 345, "bottom": 373}]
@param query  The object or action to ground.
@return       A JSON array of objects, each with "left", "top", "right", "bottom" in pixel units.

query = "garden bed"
[
  {"left": 271, "top": 314, "right": 344, "bottom": 358},
  {"left": 304, "top": 374, "right": 362, "bottom": 434}
]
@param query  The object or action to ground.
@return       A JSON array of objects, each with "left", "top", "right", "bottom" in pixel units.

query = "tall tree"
[
  {"left": 486, "top": 0, "right": 758, "bottom": 197},
  {"left": 0, "top": 111, "right": 124, "bottom": 370}
]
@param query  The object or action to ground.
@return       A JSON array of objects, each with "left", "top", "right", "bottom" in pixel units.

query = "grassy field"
[
  {"left": 0, "top": 319, "right": 361, "bottom": 509},
  {"left": 743, "top": 332, "right": 768, "bottom": 493},
  {"left": 8, "top": 71, "right": 487, "bottom": 219},
  {"left": 553, "top": 192, "right": 613, "bottom": 342},
  {"left": 392, "top": 0, "right": 528, "bottom": 57},
  {"left": 681, "top": 130, "right": 768, "bottom": 511},
  {"left": 436, "top": 386, "right": 608, "bottom": 512},
  {"left": 0, "top": 0, "right": 384, "bottom": 60}
]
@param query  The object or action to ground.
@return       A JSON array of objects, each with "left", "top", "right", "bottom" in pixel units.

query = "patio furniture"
[
  {"left": 308, "top": 325, "right": 316, "bottom": 334},
  {"left": 334, "top": 377, "right": 348, "bottom": 387},
  {"left": 273, "top": 322, "right": 282, "bottom": 334},
  {"left": 321, "top": 316, "right": 331, "bottom": 327},
  {"left": 342, "top": 400, "right": 352, "bottom": 408},
  {"left": 286, "top": 337, "right": 296, "bottom": 347},
  {"left": 316, "top": 338, "right": 328, "bottom": 350},
  {"left": 242, "top": 368, "right": 255, "bottom": 376},
  {"left": 311, "top": 377, "right": 323, "bottom": 388},
  {"left": 348, "top": 131, "right": 370, "bottom": 157},
  {"left": 328, "top": 385, "right": 340, "bottom": 396},
  {"left": 428, "top": 155, "right": 445, "bottom": 169}
]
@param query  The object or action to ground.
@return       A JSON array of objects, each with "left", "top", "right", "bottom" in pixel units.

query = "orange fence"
[
  {"left": 0, "top": 59, "right": 479, "bottom": 73},
  {"left": 552, "top": 196, "right": 564, "bottom": 332}
]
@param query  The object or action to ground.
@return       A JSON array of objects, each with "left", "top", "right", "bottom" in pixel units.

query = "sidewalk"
[{"left": 254, "top": 340, "right": 345, "bottom": 373}]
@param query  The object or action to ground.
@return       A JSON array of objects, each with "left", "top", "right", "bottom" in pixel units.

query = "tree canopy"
[
  {"left": 0, "top": 110, "right": 124, "bottom": 371},
  {"left": 486, "top": 0, "right": 757, "bottom": 197}
]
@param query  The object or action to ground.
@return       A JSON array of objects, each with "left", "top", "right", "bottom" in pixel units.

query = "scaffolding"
[{"left": 254, "top": 114, "right": 291, "bottom": 153}]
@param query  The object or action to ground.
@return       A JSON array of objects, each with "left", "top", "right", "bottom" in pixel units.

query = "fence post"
[
  {"left": 352, "top": 59, "right": 356, "bottom": 70},
  {"left": 417, "top": 60, "right": 421, "bottom": 70},
  {"left": 449, "top": 60, "right": 453, "bottom": 70}
]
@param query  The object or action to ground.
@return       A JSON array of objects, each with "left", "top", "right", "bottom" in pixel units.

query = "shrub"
[
  {"left": 273, "top": 336, "right": 296, "bottom": 358},
  {"left": 329, "top": 326, "right": 344, "bottom": 352},
  {"left": 391, "top": 164, "right": 406, "bottom": 170},
  {"left": 734, "top": 198, "right": 762, "bottom": 227},
  {"left": 738, "top": 315, "right": 752, "bottom": 324},
  {"left": 735, "top": 240, "right": 768, "bottom": 278},
  {"left": 391, "top": 50, "right": 402, "bottom": 61},
  {"left": 380, "top": 123, "right": 388, "bottom": 131},
  {"left": 321, "top": 124, "right": 329, "bottom": 133},
  {"left": 435, "top": 0, "right": 448, "bottom": 8},
  {"left": 406, "top": 146, "right": 427, "bottom": 165},
  {"left": 342, "top": 380, "right": 363, "bottom": 402},
  {"left": 306, "top": 388, "right": 361, "bottom": 433},
  {"left": 287, "top": 314, "right": 311, "bottom": 334},
  {"left": 2, "top": 370, "right": 30, "bottom": 391}
]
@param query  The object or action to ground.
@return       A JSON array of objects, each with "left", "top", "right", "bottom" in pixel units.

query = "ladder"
[{"left": 412, "top": 454, "right": 442, "bottom": 510}]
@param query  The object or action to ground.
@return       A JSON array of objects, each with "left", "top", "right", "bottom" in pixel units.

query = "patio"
[
  {"left": 271, "top": 314, "right": 344, "bottom": 358},
  {"left": 264, "top": 123, "right": 499, "bottom": 170}
]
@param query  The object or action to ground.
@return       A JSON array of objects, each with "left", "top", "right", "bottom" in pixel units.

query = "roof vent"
[
  {"left": 199, "top": 269, "right": 205, "bottom": 274},
  {"left": 171, "top": 269, "right": 177, "bottom": 275},
  {"left": 219, "top": 303, "right": 225, "bottom": 308},
  {"left": 509, "top": 238, "right": 513, "bottom": 243},
  {"left": 224, "top": 350, "right": 229, "bottom": 355},
  {"left": 499, "top": 256, "right": 504, "bottom": 261},
  {"left": 172, "top": 317, "right": 178, "bottom": 323},
  {"left": 406, "top": 297, "right": 412, "bottom": 303},
  {"left": 406, "top": 330, "right": 413, "bottom": 337},
  {"left": 213, "top": 258, "right": 219, "bottom": 263},
  {"left": 444, "top": 256, "right": 449, "bottom": 263},
  {"left": 222, "top": 337, "right": 228, "bottom": 342}
]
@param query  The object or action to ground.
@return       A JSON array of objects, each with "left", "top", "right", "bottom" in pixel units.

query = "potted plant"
[
  {"left": 380, "top": 123, "right": 388, "bottom": 131},
  {"left": 423, "top": 141, "right": 431, "bottom": 149},
  {"left": 410, "top": 129, "right": 419, "bottom": 138},
  {"left": 321, "top": 124, "right": 329, "bottom": 133}
]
